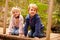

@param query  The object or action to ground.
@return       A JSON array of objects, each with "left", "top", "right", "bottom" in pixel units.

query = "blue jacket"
[{"left": 24, "top": 14, "right": 44, "bottom": 36}]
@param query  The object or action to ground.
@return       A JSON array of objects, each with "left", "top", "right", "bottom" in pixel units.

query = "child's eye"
[
  {"left": 31, "top": 9, "right": 33, "bottom": 11},
  {"left": 34, "top": 10, "right": 36, "bottom": 11},
  {"left": 31, "top": 9, "right": 36, "bottom": 11},
  {"left": 16, "top": 12, "right": 18, "bottom": 13},
  {"left": 13, "top": 12, "right": 15, "bottom": 14}
]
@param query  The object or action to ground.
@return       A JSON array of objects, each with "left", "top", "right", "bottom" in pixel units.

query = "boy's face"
[
  {"left": 29, "top": 7, "right": 37, "bottom": 17},
  {"left": 12, "top": 10, "right": 20, "bottom": 17}
]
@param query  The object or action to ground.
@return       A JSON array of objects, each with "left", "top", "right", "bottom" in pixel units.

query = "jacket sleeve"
[
  {"left": 33, "top": 17, "right": 43, "bottom": 37},
  {"left": 24, "top": 18, "right": 29, "bottom": 36}
]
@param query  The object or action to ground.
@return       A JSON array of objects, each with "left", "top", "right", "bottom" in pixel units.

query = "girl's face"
[
  {"left": 29, "top": 7, "right": 37, "bottom": 17},
  {"left": 12, "top": 10, "right": 20, "bottom": 18}
]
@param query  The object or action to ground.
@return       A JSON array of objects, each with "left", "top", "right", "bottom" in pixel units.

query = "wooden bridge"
[
  {"left": 0, "top": 33, "right": 60, "bottom": 40},
  {"left": 0, "top": 28, "right": 60, "bottom": 40}
]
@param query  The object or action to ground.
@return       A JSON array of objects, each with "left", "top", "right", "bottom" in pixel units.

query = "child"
[
  {"left": 24, "top": 4, "right": 45, "bottom": 38},
  {"left": 8, "top": 7, "right": 24, "bottom": 36}
]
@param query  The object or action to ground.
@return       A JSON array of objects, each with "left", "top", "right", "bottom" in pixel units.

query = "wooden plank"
[
  {"left": 0, "top": 34, "right": 32, "bottom": 40},
  {"left": 50, "top": 35, "right": 60, "bottom": 40},
  {"left": 0, "top": 33, "right": 60, "bottom": 40},
  {"left": 50, "top": 33, "right": 60, "bottom": 38},
  {"left": 0, "top": 27, "right": 60, "bottom": 40}
]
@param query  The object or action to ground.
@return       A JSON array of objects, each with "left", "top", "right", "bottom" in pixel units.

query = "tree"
[
  {"left": 46, "top": 0, "right": 53, "bottom": 40},
  {"left": 3, "top": 0, "right": 8, "bottom": 34}
]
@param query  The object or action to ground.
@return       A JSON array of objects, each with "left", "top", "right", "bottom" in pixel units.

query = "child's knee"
[{"left": 15, "top": 30, "right": 19, "bottom": 35}]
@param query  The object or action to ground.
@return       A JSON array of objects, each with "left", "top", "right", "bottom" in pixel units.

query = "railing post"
[
  {"left": 46, "top": 0, "right": 53, "bottom": 40},
  {"left": 3, "top": 0, "right": 8, "bottom": 34}
]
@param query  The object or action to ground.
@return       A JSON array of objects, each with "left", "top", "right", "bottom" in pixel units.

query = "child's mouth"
[{"left": 15, "top": 16, "right": 19, "bottom": 18}]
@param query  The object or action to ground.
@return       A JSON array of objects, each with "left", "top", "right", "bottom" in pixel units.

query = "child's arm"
[
  {"left": 19, "top": 15, "right": 24, "bottom": 36},
  {"left": 33, "top": 17, "right": 43, "bottom": 37},
  {"left": 24, "top": 17, "right": 29, "bottom": 37},
  {"left": 8, "top": 16, "right": 13, "bottom": 35}
]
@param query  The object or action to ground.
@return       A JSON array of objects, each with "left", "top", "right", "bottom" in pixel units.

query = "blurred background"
[{"left": 0, "top": 0, "right": 60, "bottom": 33}]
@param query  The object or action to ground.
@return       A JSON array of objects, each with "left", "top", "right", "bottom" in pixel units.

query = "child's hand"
[
  {"left": 7, "top": 33, "right": 11, "bottom": 35},
  {"left": 19, "top": 33, "right": 25, "bottom": 38}
]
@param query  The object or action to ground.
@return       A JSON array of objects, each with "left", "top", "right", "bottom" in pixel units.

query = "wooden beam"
[
  {"left": 3, "top": 0, "right": 8, "bottom": 34},
  {"left": 0, "top": 34, "right": 31, "bottom": 40},
  {"left": 46, "top": 0, "right": 53, "bottom": 40}
]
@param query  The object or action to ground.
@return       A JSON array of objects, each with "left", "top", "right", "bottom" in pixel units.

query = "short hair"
[
  {"left": 28, "top": 4, "right": 38, "bottom": 12},
  {"left": 11, "top": 7, "right": 21, "bottom": 14}
]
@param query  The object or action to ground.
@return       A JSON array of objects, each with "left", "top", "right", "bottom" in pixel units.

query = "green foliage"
[
  {"left": 56, "top": 0, "right": 60, "bottom": 4},
  {"left": 8, "top": 1, "right": 15, "bottom": 7},
  {"left": 52, "top": 0, "right": 60, "bottom": 28},
  {"left": 0, "top": 0, "right": 5, "bottom": 6}
]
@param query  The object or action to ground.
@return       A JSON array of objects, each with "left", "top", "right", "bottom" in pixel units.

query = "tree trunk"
[
  {"left": 46, "top": 0, "right": 54, "bottom": 40},
  {"left": 3, "top": 0, "right": 8, "bottom": 34}
]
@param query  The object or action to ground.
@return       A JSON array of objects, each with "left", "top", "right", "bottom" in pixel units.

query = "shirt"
[{"left": 8, "top": 15, "right": 24, "bottom": 34}]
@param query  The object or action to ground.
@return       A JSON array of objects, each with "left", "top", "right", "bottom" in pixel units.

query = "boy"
[
  {"left": 8, "top": 7, "right": 24, "bottom": 37},
  {"left": 24, "top": 4, "right": 45, "bottom": 38}
]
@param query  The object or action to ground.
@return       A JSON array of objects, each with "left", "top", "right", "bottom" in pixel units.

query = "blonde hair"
[
  {"left": 28, "top": 4, "right": 38, "bottom": 12},
  {"left": 11, "top": 7, "right": 21, "bottom": 15}
]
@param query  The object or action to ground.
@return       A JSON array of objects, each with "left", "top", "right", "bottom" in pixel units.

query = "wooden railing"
[{"left": 0, "top": 34, "right": 32, "bottom": 40}]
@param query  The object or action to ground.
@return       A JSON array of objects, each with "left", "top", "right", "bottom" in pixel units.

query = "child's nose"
[
  {"left": 31, "top": 11, "right": 34, "bottom": 13},
  {"left": 15, "top": 12, "right": 17, "bottom": 14}
]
